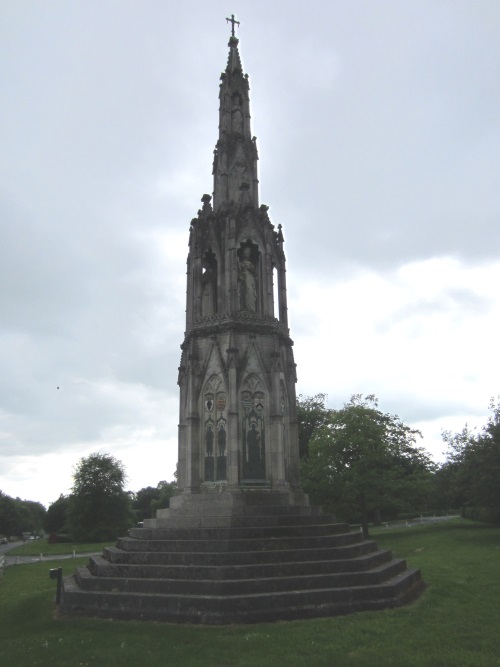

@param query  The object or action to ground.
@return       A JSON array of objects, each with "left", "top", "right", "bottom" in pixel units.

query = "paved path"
[{"left": 4, "top": 551, "right": 101, "bottom": 568}]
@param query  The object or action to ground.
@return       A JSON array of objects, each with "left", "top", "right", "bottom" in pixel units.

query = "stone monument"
[{"left": 60, "top": 18, "right": 424, "bottom": 623}]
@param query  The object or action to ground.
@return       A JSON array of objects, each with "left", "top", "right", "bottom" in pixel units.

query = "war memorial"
[{"left": 60, "top": 18, "right": 424, "bottom": 624}]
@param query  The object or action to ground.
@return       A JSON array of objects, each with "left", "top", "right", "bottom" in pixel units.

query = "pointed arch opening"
[
  {"left": 240, "top": 374, "right": 267, "bottom": 481},
  {"left": 237, "top": 241, "right": 259, "bottom": 313},
  {"left": 202, "top": 375, "right": 227, "bottom": 482},
  {"left": 201, "top": 249, "right": 218, "bottom": 318}
]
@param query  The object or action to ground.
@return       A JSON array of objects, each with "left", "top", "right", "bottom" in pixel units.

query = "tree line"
[
  {"left": 2, "top": 395, "right": 499, "bottom": 541},
  {"left": 298, "top": 393, "right": 500, "bottom": 535},
  {"left": 0, "top": 453, "right": 176, "bottom": 542}
]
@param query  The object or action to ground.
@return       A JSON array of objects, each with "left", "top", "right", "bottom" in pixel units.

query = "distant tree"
[
  {"left": 301, "top": 395, "right": 434, "bottom": 537},
  {"left": 68, "top": 453, "right": 135, "bottom": 542},
  {"left": 17, "top": 500, "right": 46, "bottom": 534},
  {"left": 0, "top": 492, "right": 46, "bottom": 537},
  {"left": 45, "top": 494, "right": 70, "bottom": 534},
  {"left": 150, "top": 480, "right": 177, "bottom": 516},
  {"left": 133, "top": 486, "right": 161, "bottom": 521},
  {"left": 0, "top": 491, "right": 19, "bottom": 537},
  {"left": 439, "top": 398, "right": 500, "bottom": 520},
  {"left": 296, "top": 394, "right": 331, "bottom": 459}
]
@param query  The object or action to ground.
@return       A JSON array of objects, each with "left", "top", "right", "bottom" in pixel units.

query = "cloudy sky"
[{"left": 1, "top": 1, "right": 499, "bottom": 508}]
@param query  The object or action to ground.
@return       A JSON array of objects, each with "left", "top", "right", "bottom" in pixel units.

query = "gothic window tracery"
[{"left": 203, "top": 376, "right": 227, "bottom": 481}]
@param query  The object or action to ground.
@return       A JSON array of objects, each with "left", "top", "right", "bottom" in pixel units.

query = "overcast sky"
[{"left": 1, "top": 1, "right": 499, "bottom": 508}]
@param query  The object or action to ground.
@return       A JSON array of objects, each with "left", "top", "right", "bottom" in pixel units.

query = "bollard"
[{"left": 49, "top": 567, "right": 63, "bottom": 604}]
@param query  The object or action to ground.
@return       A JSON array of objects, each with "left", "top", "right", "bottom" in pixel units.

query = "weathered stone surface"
[
  {"left": 61, "top": 493, "right": 424, "bottom": 623},
  {"left": 60, "top": 27, "right": 425, "bottom": 624}
]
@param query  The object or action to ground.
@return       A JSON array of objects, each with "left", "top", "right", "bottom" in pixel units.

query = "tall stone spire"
[
  {"left": 60, "top": 24, "right": 425, "bottom": 625},
  {"left": 212, "top": 34, "right": 259, "bottom": 210},
  {"left": 175, "top": 25, "right": 300, "bottom": 498}
]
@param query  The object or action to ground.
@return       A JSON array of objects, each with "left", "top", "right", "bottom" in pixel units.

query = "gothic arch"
[
  {"left": 240, "top": 374, "right": 267, "bottom": 481},
  {"left": 201, "top": 374, "right": 228, "bottom": 482}
]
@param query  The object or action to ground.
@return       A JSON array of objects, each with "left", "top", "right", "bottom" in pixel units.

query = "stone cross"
[{"left": 226, "top": 14, "right": 240, "bottom": 37}]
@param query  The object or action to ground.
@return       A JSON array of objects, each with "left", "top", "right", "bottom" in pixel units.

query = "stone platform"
[{"left": 60, "top": 491, "right": 424, "bottom": 624}]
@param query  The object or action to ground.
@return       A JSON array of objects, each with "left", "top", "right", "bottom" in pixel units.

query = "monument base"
[{"left": 60, "top": 488, "right": 424, "bottom": 624}]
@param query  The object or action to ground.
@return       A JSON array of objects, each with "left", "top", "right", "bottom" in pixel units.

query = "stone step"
[
  {"left": 62, "top": 568, "right": 424, "bottom": 624},
  {"left": 125, "top": 522, "right": 351, "bottom": 544},
  {"left": 77, "top": 558, "right": 407, "bottom": 595},
  {"left": 136, "top": 513, "right": 337, "bottom": 534},
  {"left": 243, "top": 504, "right": 322, "bottom": 516},
  {"left": 116, "top": 530, "right": 360, "bottom": 554},
  {"left": 88, "top": 548, "right": 393, "bottom": 581},
  {"left": 102, "top": 539, "right": 378, "bottom": 566}
]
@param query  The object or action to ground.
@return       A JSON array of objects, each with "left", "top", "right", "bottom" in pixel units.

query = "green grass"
[
  {"left": 1, "top": 519, "right": 499, "bottom": 666},
  {"left": 7, "top": 541, "right": 114, "bottom": 557}
]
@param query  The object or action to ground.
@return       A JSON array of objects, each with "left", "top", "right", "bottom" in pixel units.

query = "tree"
[
  {"left": 0, "top": 491, "right": 19, "bottom": 537},
  {"left": 296, "top": 394, "right": 331, "bottom": 459},
  {"left": 133, "top": 486, "right": 161, "bottom": 521},
  {"left": 68, "top": 453, "right": 135, "bottom": 542},
  {"left": 0, "top": 492, "right": 46, "bottom": 537},
  {"left": 301, "top": 395, "right": 434, "bottom": 537},
  {"left": 438, "top": 398, "right": 500, "bottom": 521},
  {"left": 150, "top": 480, "right": 177, "bottom": 516},
  {"left": 44, "top": 494, "right": 70, "bottom": 534}
]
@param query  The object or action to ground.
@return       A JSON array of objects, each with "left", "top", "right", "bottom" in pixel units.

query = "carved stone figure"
[
  {"left": 205, "top": 424, "right": 214, "bottom": 457},
  {"left": 238, "top": 247, "right": 257, "bottom": 311}
]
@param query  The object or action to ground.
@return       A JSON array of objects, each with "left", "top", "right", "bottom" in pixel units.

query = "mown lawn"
[
  {"left": 1, "top": 518, "right": 499, "bottom": 667},
  {"left": 7, "top": 540, "right": 114, "bottom": 557}
]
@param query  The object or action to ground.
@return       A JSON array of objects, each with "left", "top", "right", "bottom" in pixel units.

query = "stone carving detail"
[
  {"left": 241, "top": 376, "right": 266, "bottom": 480},
  {"left": 238, "top": 244, "right": 258, "bottom": 312},
  {"left": 201, "top": 250, "right": 217, "bottom": 317},
  {"left": 203, "top": 377, "right": 227, "bottom": 482}
]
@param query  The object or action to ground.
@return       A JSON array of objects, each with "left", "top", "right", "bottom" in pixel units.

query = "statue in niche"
[
  {"left": 232, "top": 109, "right": 243, "bottom": 133},
  {"left": 238, "top": 246, "right": 257, "bottom": 312},
  {"left": 231, "top": 93, "right": 243, "bottom": 133},
  {"left": 247, "top": 424, "right": 261, "bottom": 467},
  {"left": 217, "top": 423, "right": 227, "bottom": 457},
  {"left": 205, "top": 424, "right": 214, "bottom": 457}
]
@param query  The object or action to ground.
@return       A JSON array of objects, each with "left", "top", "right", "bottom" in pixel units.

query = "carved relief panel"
[
  {"left": 241, "top": 375, "right": 266, "bottom": 480},
  {"left": 203, "top": 376, "right": 227, "bottom": 482}
]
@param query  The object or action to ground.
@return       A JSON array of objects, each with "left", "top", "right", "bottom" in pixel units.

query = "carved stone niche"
[
  {"left": 237, "top": 241, "right": 259, "bottom": 313},
  {"left": 201, "top": 249, "right": 217, "bottom": 318}
]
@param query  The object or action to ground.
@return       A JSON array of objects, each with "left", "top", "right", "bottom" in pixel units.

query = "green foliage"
[
  {"left": 438, "top": 397, "right": 500, "bottom": 521},
  {"left": 44, "top": 495, "right": 70, "bottom": 534},
  {"left": 67, "top": 453, "right": 135, "bottom": 542},
  {"left": 301, "top": 395, "right": 434, "bottom": 535},
  {"left": 131, "top": 480, "right": 177, "bottom": 521},
  {"left": 0, "top": 491, "right": 46, "bottom": 537},
  {"left": 296, "top": 393, "right": 330, "bottom": 459},
  {"left": 132, "top": 485, "right": 161, "bottom": 521},
  {"left": 150, "top": 480, "right": 177, "bottom": 516}
]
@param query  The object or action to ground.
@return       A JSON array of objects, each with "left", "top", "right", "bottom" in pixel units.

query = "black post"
[{"left": 49, "top": 567, "right": 63, "bottom": 604}]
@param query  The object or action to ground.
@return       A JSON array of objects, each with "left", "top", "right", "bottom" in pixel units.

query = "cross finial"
[{"left": 226, "top": 14, "right": 240, "bottom": 37}]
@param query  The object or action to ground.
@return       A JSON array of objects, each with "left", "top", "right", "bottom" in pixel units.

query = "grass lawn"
[
  {"left": 1, "top": 518, "right": 499, "bottom": 667},
  {"left": 7, "top": 540, "right": 114, "bottom": 557}
]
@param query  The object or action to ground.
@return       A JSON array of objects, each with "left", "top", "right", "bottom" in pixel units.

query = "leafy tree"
[
  {"left": 150, "top": 480, "right": 177, "bottom": 516},
  {"left": 439, "top": 398, "right": 500, "bottom": 520},
  {"left": 68, "top": 453, "right": 135, "bottom": 542},
  {"left": 301, "top": 395, "right": 434, "bottom": 537},
  {"left": 133, "top": 485, "right": 161, "bottom": 521},
  {"left": 0, "top": 492, "right": 46, "bottom": 537},
  {"left": 44, "top": 494, "right": 70, "bottom": 534},
  {"left": 296, "top": 394, "right": 330, "bottom": 459},
  {"left": 0, "top": 491, "right": 19, "bottom": 537}
]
